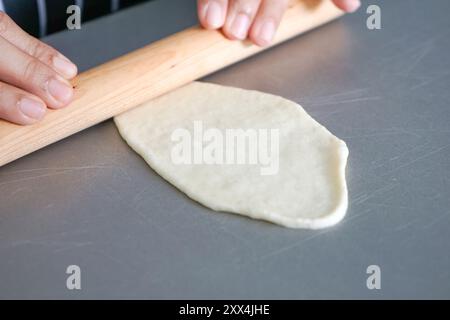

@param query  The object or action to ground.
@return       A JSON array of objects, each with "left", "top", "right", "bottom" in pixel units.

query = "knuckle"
[
  {"left": 0, "top": 11, "right": 9, "bottom": 34},
  {"left": 38, "top": 50, "right": 55, "bottom": 66},
  {"left": 26, "top": 39, "right": 44, "bottom": 58},
  {"left": 22, "top": 59, "right": 40, "bottom": 84},
  {"left": 27, "top": 40, "right": 55, "bottom": 66}
]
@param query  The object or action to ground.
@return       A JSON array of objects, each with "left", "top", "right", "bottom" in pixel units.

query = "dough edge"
[{"left": 114, "top": 83, "right": 349, "bottom": 230}]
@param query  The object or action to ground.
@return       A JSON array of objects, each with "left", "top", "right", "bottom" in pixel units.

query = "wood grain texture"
[{"left": 0, "top": 0, "right": 343, "bottom": 167}]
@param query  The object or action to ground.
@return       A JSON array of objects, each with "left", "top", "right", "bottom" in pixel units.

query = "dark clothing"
[{"left": 2, "top": 0, "right": 151, "bottom": 38}]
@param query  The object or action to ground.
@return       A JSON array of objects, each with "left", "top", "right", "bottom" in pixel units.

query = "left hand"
[{"left": 197, "top": 0, "right": 361, "bottom": 46}]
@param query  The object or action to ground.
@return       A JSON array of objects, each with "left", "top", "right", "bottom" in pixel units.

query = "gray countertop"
[{"left": 1, "top": 0, "right": 449, "bottom": 299}]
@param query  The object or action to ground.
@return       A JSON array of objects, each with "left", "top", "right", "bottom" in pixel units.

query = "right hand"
[
  {"left": 0, "top": 11, "right": 78, "bottom": 125},
  {"left": 197, "top": 0, "right": 361, "bottom": 46}
]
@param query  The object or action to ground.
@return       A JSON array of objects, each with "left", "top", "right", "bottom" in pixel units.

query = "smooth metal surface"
[{"left": 1, "top": 0, "right": 449, "bottom": 299}]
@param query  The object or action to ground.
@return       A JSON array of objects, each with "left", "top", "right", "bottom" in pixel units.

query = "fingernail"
[
  {"left": 53, "top": 56, "right": 77, "bottom": 79},
  {"left": 19, "top": 97, "right": 46, "bottom": 120},
  {"left": 231, "top": 13, "right": 250, "bottom": 39},
  {"left": 48, "top": 78, "right": 73, "bottom": 105},
  {"left": 205, "top": 1, "right": 222, "bottom": 28},
  {"left": 258, "top": 20, "right": 276, "bottom": 45},
  {"left": 346, "top": 0, "right": 361, "bottom": 12}
]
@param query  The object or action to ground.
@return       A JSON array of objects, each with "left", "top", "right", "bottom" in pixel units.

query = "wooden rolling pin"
[{"left": 0, "top": 0, "right": 343, "bottom": 167}]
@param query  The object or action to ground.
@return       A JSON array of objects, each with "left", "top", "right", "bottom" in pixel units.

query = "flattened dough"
[{"left": 114, "top": 82, "right": 349, "bottom": 229}]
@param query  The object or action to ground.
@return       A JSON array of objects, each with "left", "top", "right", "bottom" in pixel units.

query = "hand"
[
  {"left": 0, "top": 12, "right": 77, "bottom": 125},
  {"left": 197, "top": 0, "right": 361, "bottom": 46}
]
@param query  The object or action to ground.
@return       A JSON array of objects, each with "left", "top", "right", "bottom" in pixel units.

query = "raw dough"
[{"left": 114, "top": 82, "right": 349, "bottom": 229}]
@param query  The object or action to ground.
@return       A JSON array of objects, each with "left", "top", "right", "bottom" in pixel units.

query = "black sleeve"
[
  {"left": 119, "top": 0, "right": 149, "bottom": 9},
  {"left": 82, "top": 0, "right": 112, "bottom": 22},
  {"left": 3, "top": 0, "right": 41, "bottom": 37},
  {"left": 3, "top": 0, "right": 156, "bottom": 38},
  {"left": 45, "top": 0, "right": 76, "bottom": 35}
]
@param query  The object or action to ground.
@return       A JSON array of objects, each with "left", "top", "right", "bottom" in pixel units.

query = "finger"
[
  {"left": 332, "top": 0, "right": 361, "bottom": 13},
  {"left": 197, "top": 0, "right": 228, "bottom": 29},
  {"left": 0, "top": 37, "right": 74, "bottom": 110},
  {"left": 223, "top": 0, "right": 262, "bottom": 40},
  {"left": 0, "top": 11, "right": 77, "bottom": 79},
  {"left": 248, "top": 0, "right": 289, "bottom": 47},
  {"left": 0, "top": 81, "right": 46, "bottom": 125}
]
